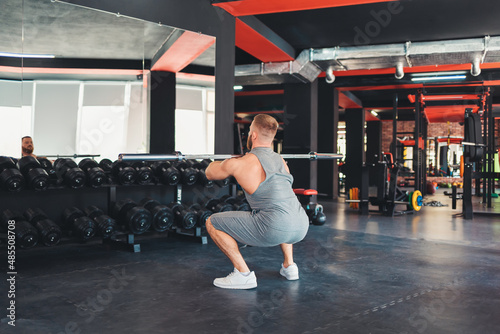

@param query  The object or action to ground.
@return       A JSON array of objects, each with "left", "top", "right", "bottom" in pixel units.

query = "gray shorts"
[{"left": 209, "top": 209, "right": 309, "bottom": 247}]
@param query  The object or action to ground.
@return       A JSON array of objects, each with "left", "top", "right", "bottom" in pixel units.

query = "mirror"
[
  {"left": 0, "top": 0, "right": 24, "bottom": 157},
  {"left": 0, "top": 0, "right": 215, "bottom": 160}
]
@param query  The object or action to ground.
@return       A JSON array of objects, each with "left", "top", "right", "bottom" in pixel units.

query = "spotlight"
[
  {"left": 395, "top": 63, "right": 404, "bottom": 80},
  {"left": 325, "top": 66, "right": 335, "bottom": 84},
  {"left": 471, "top": 58, "right": 481, "bottom": 77}
]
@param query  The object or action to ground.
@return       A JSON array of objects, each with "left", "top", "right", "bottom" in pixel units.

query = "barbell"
[{"left": 119, "top": 151, "right": 343, "bottom": 162}]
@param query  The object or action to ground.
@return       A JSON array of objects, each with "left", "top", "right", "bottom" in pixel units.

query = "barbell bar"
[{"left": 118, "top": 152, "right": 343, "bottom": 162}]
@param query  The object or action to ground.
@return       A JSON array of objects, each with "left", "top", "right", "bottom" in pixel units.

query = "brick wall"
[{"left": 380, "top": 120, "right": 464, "bottom": 153}]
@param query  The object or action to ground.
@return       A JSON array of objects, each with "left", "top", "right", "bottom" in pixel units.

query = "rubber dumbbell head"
[
  {"left": 139, "top": 198, "right": 174, "bottom": 232},
  {"left": 16, "top": 220, "right": 40, "bottom": 249},
  {"left": 72, "top": 216, "right": 97, "bottom": 241},
  {"left": 17, "top": 156, "right": 49, "bottom": 191},
  {"left": 99, "top": 159, "right": 113, "bottom": 172},
  {"left": 111, "top": 161, "right": 137, "bottom": 185},
  {"left": 234, "top": 200, "right": 251, "bottom": 212},
  {"left": 151, "top": 161, "right": 180, "bottom": 186},
  {"left": 54, "top": 158, "right": 86, "bottom": 189},
  {"left": 78, "top": 159, "right": 106, "bottom": 188},
  {"left": 37, "top": 158, "right": 53, "bottom": 170},
  {"left": 173, "top": 161, "right": 198, "bottom": 186},
  {"left": 131, "top": 162, "right": 154, "bottom": 185},
  {"left": 24, "top": 208, "right": 62, "bottom": 246},
  {"left": 189, "top": 203, "right": 212, "bottom": 227},
  {"left": 1, "top": 209, "right": 38, "bottom": 248},
  {"left": 113, "top": 199, "right": 151, "bottom": 234},
  {"left": 84, "top": 205, "right": 117, "bottom": 238},
  {"left": 34, "top": 219, "right": 62, "bottom": 246},
  {"left": 0, "top": 209, "right": 24, "bottom": 232},
  {"left": 215, "top": 176, "right": 232, "bottom": 188},
  {"left": 205, "top": 198, "right": 233, "bottom": 213},
  {"left": 197, "top": 169, "right": 213, "bottom": 188},
  {"left": 62, "top": 206, "right": 96, "bottom": 241},
  {"left": 168, "top": 202, "right": 197, "bottom": 230},
  {"left": 0, "top": 156, "right": 24, "bottom": 192}
]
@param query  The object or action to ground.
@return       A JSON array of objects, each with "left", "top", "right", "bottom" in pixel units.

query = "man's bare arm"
[{"left": 205, "top": 159, "right": 238, "bottom": 181}]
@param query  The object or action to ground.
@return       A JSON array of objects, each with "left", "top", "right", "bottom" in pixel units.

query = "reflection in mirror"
[
  {"left": 1, "top": 0, "right": 216, "bottom": 160},
  {"left": 0, "top": 0, "right": 24, "bottom": 157},
  {"left": 175, "top": 43, "right": 216, "bottom": 155},
  {"left": 19, "top": 0, "right": 178, "bottom": 161}
]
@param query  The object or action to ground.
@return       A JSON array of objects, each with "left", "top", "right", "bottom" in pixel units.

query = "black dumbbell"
[
  {"left": 188, "top": 203, "right": 213, "bottom": 227},
  {"left": 197, "top": 169, "right": 213, "bottom": 187},
  {"left": 197, "top": 160, "right": 232, "bottom": 187},
  {"left": 84, "top": 206, "right": 117, "bottom": 238},
  {"left": 99, "top": 158, "right": 113, "bottom": 172},
  {"left": 78, "top": 159, "right": 106, "bottom": 188},
  {"left": 0, "top": 156, "right": 24, "bottom": 192},
  {"left": 111, "top": 161, "right": 137, "bottom": 185},
  {"left": 37, "top": 158, "right": 64, "bottom": 187},
  {"left": 233, "top": 199, "right": 251, "bottom": 212},
  {"left": 24, "top": 208, "right": 62, "bottom": 247},
  {"left": 112, "top": 199, "right": 152, "bottom": 234},
  {"left": 220, "top": 195, "right": 251, "bottom": 211},
  {"left": 205, "top": 198, "right": 234, "bottom": 213},
  {"left": 62, "top": 207, "right": 97, "bottom": 242},
  {"left": 1, "top": 209, "right": 39, "bottom": 249},
  {"left": 17, "top": 156, "right": 49, "bottom": 191},
  {"left": 174, "top": 161, "right": 199, "bottom": 186},
  {"left": 167, "top": 202, "right": 197, "bottom": 230},
  {"left": 53, "top": 158, "right": 86, "bottom": 189},
  {"left": 151, "top": 161, "right": 180, "bottom": 186},
  {"left": 215, "top": 176, "right": 233, "bottom": 188},
  {"left": 139, "top": 198, "right": 174, "bottom": 232},
  {"left": 131, "top": 161, "right": 154, "bottom": 185}
]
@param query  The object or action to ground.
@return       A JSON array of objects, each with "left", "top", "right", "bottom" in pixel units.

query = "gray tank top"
[{"left": 244, "top": 147, "right": 299, "bottom": 212}]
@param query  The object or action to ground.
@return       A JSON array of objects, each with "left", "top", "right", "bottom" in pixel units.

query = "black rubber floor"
[{"left": 1, "top": 191, "right": 499, "bottom": 333}]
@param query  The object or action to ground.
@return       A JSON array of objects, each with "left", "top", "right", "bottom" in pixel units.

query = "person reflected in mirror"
[{"left": 21, "top": 136, "right": 37, "bottom": 158}]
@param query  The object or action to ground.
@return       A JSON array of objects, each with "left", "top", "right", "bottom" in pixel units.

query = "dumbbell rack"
[{"left": 0, "top": 180, "right": 234, "bottom": 252}]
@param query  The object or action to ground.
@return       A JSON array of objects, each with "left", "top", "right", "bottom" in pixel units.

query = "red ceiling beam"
[
  {"left": 338, "top": 91, "right": 362, "bottom": 109},
  {"left": 151, "top": 31, "right": 215, "bottom": 73},
  {"left": 213, "top": 0, "right": 398, "bottom": 16},
  {"left": 235, "top": 18, "right": 294, "bottom": 62}
]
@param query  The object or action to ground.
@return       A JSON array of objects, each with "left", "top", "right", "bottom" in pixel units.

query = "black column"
[
  {"left": 214, "top": 15, "right": 236, "bottom": 154},
  {"left": 317, "top": 82, "right": 339, "bottom": 198},
  {"left": 150, "top": 71, "right": 175, "bottom": 153},
  {"left": 283, "top": 80, "right": 318, "bottom": 190},
  {"left": 366, "top": 121, "right": 382, "bottom": 164},
  {"left": 345, "top": 108, "right": 365, "bottom": 192}
]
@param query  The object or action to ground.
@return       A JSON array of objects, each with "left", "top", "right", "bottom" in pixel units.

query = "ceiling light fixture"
[
  {"left": 410, "top": 75, "right": 467, "bottom": 82},
  {"left": 233, "top": 85, "right": 243, "bottom": 91},
  {"left": 411, "top": 71, "right": 467, "bottom": 77},
  {"left": 0, "top": 52, "right": 55, "bottom": 59},
  {"left": 370, "top": 110, "right": 379, "bottom": 117}
]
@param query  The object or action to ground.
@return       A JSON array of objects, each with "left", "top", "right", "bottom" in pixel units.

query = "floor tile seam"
[{"left": 301, "top": 270, "right": 486, "bottom": 334}]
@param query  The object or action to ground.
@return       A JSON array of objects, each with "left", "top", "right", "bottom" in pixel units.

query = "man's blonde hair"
[{"left": 252, "top": 114, "right": 278, "bottom": 140}]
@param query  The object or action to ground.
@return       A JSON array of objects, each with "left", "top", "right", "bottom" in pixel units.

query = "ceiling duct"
[{"left": 235, "top": 35, "right": 500, "bottom": 85}]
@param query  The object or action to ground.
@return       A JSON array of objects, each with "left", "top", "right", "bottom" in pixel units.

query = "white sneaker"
[
  {"left": 280, "top": 263, "right": 299, "bottom": 280},
  {"left": 213, "top": 268, "right": 257, "bottom": 289}
]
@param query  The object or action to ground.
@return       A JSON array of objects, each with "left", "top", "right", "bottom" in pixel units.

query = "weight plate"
[{"left": 412, "top": 190, "right": 422, "bottom": 212}]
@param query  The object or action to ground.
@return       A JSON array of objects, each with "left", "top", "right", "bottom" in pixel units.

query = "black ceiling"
[{"left": 251, "top": 0, "right": 500, "bottom": 55}]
